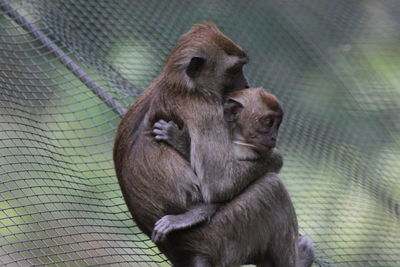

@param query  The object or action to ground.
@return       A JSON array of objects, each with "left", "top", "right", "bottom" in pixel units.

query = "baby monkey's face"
[
  {"left": 236, "top": 107, "right": 282, "bottom": 155},
  {"left": 224, "top": 88, "right": 283, "bottom": 156}
]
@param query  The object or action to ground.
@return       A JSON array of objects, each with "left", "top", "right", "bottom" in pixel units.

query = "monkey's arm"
[
  {"left": 153, "top": 120, "right": 283, "bottom": 174},
  {"left": 151, "top": 120, "right": 224, "bottom": 243},
  {"left": 151, "top": 203, "right": 219, "bottom": 243},
  {"left": 153, "top": 120, "right": 190, "bottom": 161}
]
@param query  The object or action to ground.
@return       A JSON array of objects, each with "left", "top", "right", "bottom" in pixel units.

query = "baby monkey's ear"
[{"left": 223, "top": 98, "right": 244, "bottom": 122}]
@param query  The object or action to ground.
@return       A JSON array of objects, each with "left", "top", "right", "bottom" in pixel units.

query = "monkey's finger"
[
  {"left": 153, "top": 129, "right": 165, "bottom": 135},
  {"left": 155, "top": 215, "right": 174, "bottom": 227},
  {"left": 153, "top": 132, "right": 168, "bottom": 140},
  {"left": 153, "top": 135, "right": 164, "bottom": 141},
  {"left": 151, "top": 231, "right": 159, "bottom": 243},
  {"left": 153, "top": 124, "right": 163, "bottom": 131},
  {"left": 154, "top": 221, "right": 168, "bottom": 232},
  {"left": 154, "top": 120, "right": 168, "bottom": 128},
  {"left": 151, "top": 228, "right": 162, "bottom": 242},
  {"left": 154, "top": 219, "right": 164, "bottom": 227},
  {"left": 167, "top": 121, "right": 178, "bottom": 127},
  {"left": 151, "top": 230, "right": 166, "bottom": 243},
  {"left": 154, "top": 136, "right": 168, "bottom": 141},
  {"left": 154, "top": 222, "right": 173, "bottom": 235}
]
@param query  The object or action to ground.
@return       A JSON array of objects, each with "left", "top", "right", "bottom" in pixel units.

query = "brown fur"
[
  {"left": 114, "top": 23, "right": 313, "bottom": 267},
  {"left": 228, "top": 87, "right": 282, "bottom": 113}
]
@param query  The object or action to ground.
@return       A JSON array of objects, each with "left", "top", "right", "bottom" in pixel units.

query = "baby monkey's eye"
[{"left": 260, "top": 116, "right": 274, "bottom": 128}]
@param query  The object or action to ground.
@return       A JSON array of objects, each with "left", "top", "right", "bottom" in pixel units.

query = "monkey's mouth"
[{"left": 232, "top": 140, "right": 257, "bottom": 149}]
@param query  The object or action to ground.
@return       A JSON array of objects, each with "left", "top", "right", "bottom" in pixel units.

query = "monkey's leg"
[
  {"left": 265, "top": 236, "right": 314, "bottom": 267},
  {"left": 151, "top": 203, "right": 219, "bottom": 243},
  {"left": 170, "top": 173, "right": 298, "bottom": 267},
  {"left": 257, "top": 236, "right": 315, "bottom": 267}
]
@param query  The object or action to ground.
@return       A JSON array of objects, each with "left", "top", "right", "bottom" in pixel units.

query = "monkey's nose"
[{"left": 267, "top": 136, "right": 277, "bottom": 148}]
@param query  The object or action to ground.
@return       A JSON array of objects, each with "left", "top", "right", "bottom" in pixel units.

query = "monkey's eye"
[
  {"left": 226, "top": 65, "right": 243, "bottom": 75},
  {"left": 260, "top": 116, "right": 274, "bottom": 128}
]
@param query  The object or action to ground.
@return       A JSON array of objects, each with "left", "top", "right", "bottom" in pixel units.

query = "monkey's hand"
[
  {"left": 153, "top": 120, "right": 177, "bottom": 142},
  {"left": 297, "top": 235, "right": 315, "bottom": 267},
  {"left": 151, "top": 203, "right": 219, "bottom": 243},
  {"left": 152, "top": 214, "right": 185, "bottom": 243},
  {"left": 153, "top": 119, "right": 190, "bottom": 161}
]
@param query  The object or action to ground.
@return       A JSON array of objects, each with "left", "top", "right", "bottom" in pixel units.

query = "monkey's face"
[
  {"left": 165, "top": 22, "right": 250, "bottom": 96},
  {"left": 225, "top": 88, "right": 284, "bottom": 155},
  {"left": 253, "top": 111, "right": 282, "bottom": 152},
  {"left": 238, "top": 110, "right": 282, "bottom": 155},
  {"left": 185, "top": 53, "right": 249, "bottom": 96}
]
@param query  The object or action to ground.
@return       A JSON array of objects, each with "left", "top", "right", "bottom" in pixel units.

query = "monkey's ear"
[
  {"left": 186, "top": 57, "right": 205, "bottom": 78},
  {"left": 224, "top": 98, "right": 244, "bottom": 122}
]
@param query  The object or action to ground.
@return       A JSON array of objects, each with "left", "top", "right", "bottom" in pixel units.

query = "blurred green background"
[{"left": 0, "top": 0, "right": 399, "bottom": 266}]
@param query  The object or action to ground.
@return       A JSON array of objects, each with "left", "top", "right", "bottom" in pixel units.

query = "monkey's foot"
[{"left": 298, "top": 236, "right": 315, "bottom": 267}]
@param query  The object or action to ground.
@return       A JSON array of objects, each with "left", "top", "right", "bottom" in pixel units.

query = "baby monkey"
[{"left": 152, "top": 87, "right": 284, "bottom": 243}]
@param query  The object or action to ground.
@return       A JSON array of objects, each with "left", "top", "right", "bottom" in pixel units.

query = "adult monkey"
[{"left": 114, "top": 23, "right": 314, "bottom": 266}]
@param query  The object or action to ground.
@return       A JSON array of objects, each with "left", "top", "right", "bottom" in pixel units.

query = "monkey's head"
[
  {"left": 224, "top": 88, "right": 283, "bottom": 156},
  {"left": 164, "top": 22, "right": 249, "bottom": 97}
]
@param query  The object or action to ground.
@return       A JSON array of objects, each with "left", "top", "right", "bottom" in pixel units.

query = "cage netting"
[{"left": 0, "top": 0, "right": 399, "bottom": 266}]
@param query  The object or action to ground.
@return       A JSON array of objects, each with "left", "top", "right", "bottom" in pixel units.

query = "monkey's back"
[{"left": 113, "top": 89, "right": 202, "bottom": 236}]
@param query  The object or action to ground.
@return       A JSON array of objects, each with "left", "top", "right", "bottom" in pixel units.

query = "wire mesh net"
[{"left": 0, "top": 0, "right": 399, "bottom": 266}]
